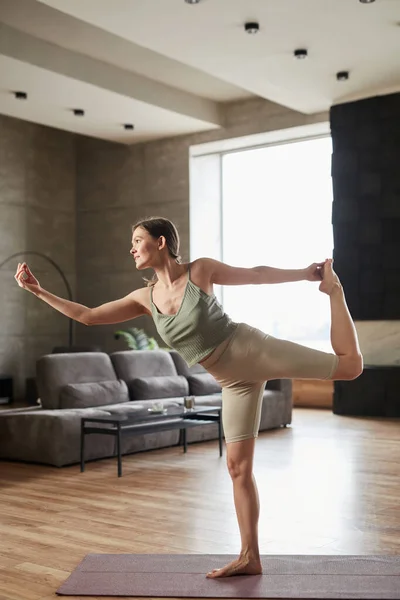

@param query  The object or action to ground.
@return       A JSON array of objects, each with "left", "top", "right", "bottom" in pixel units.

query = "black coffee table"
[{"left": 80, "top": 405, "right": 222, "bottom": 477}]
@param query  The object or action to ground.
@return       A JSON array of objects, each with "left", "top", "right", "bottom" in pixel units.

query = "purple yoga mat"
[{"left": 56, "top": 553, "right": 400, "bottom": 598}]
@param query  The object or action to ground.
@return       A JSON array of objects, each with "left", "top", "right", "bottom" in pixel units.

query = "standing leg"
[
  {"left": 206, "top": 438, "right": 262, "bottom": 578},
  {"left": 201, "top": 260, "right": 363, "bottom": 579}
]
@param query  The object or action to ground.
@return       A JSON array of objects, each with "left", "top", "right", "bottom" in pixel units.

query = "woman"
[{"left": 14, "top": 216, "right": 363, "bottom": 579}]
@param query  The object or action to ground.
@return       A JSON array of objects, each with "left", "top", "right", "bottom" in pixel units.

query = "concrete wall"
[{"left": 0, "top": 115, "right": 76, "bottom": 399}]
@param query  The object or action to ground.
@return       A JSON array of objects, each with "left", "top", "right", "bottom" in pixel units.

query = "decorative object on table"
[
  {"left": 148, "top": 401, "right": 166, "bottom": 414},
  {"left": 114, "top": 327, "right": 159, "bottom": 350},
  {"left": 0, "top": 251, "right": 74, "bottom": 347},
  {"left": 184, "top": 395, "right": 195, "bottom": 410}
]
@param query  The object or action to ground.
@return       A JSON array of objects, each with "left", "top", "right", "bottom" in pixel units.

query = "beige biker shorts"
[{"left": 200, "top": 322, "right": 339, "bottom": 444}]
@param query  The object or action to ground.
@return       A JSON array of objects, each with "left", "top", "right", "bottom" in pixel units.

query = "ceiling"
[{"left": 0, "top": 0, "right": 399, "bottom": 144}]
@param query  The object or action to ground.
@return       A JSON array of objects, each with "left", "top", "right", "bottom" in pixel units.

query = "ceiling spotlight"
[
  {"left": 336, "top": 71, "right": 349, "bottom": 81},
  {"left": 124, "top": 124, "right": 134, "bottom": 130},
  {"left": 14, "top": 91, "right": 27, "bottom": 100},
  {"left": 73, "top": 109, "right": 85, "bottom": 116},
  {"left": 184, "top": 0, "right": 200, "bottom": 4},
  {"left": 245, "top": 22, "right": 260, "bottom": 34},
  {"left": 359, "top": 0, "right": 375, "bottom": 3},
  {"left": 294, "top": 49, "right": 308, "bottom": 59}
]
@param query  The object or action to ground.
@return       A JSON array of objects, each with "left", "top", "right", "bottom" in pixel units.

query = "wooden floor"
[{"left": 0, "top": 407, "right": 399, "bottom": 600}]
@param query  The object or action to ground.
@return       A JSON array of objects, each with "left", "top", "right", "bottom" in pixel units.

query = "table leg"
[
  {"left": 117, "top": 424, "right": 122, "bottom": 477},
  {"left": 183, "top": 428, "right": 187, "bottom": 453},
  {"left": 218, "top": 410, "right": 223, "bottom": 457},
  {"left": 80, "top": 420, "right": 85, "bottom": 472}
]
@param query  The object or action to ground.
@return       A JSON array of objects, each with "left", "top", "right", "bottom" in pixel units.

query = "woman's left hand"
[{"left": 304, "top": 261, "right": 326, "bottom": 282}]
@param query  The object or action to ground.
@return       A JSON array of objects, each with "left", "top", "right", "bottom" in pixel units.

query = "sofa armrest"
[{"left": 0, "top": 407, "right": 115, "bottom": 467}]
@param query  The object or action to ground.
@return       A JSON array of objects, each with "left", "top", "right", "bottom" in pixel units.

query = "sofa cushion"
[
  {"left": 60, "top": 380, "right": 129, "bottom": 409},
  {"left": 169, "top": 350, "right": 206, "bottom": 376},
  {"left": 187, "top": 373, "right": 222, "bottom": 396},
  {"left": 37, "top": 352, "right": 118, "bottom": 410},
  {"left": 110, "top": 350, "right": 178, "bottom": 381},
  {"left": 129, "top": 375, "right": 189, "bottom": 400}
]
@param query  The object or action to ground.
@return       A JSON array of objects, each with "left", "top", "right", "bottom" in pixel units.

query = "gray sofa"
[{"left": 0, "top": 350, "right": 292, "bottom": 467}]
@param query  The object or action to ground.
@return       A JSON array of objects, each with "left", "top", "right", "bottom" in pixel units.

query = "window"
[{"left": 221, "top": 136, "right": 334, "bottom": 351}]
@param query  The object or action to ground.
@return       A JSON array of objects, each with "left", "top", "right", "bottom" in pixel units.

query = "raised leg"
[
  {"left": 320, "top": 259, "right": 363, "bottom": 380},
  {"left": 206, "top": 437, "right": 262, "bottom": 578},
  {"left": 204, "top": 261, "right": 363, "bottom": 385}
]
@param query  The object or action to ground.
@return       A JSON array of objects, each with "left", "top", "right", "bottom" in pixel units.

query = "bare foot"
[
  {"left": 206, "top": 554, "right": 262, "bottom": 578},
  {"left": 319, "top": 259, "right": 342, "bottom": 296}
]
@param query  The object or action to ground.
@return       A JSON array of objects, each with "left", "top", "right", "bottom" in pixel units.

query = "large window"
[{"left": 221, "top": 136, "right": 334, "bottom": 352}]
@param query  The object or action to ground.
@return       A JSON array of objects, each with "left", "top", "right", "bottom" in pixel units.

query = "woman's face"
[{"left": 130, "top": 227, "right": 159, "bottom": 269}]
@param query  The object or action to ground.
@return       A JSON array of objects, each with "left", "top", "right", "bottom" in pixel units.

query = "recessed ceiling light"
[
  {"left": 185, "top": 0, "right": 200, "bottom": 4},
  {"left": 336, "top": 71, "right": 349, "bottom": 81},
  {"left": 124, "top": 124, "right": 134, "bottom": 130},
  {"left": 359, "top": 0, "right": 375, "bottom": 4},
  {"left": 245, "top": 22, "right": 260, "bottom": 34},
  {"left": 14, "top": 91, "right": 27, "bottom": 100},
  {"left": 294, "top": 49, "right": 308, "bottom": 59},
  {"left": 73, "top": 109, "right": 85, "bottom": 116}
]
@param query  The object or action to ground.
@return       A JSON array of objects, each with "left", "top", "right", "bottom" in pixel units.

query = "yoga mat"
[{"left": 57, "top": 553, "right": 400, "bottom": 598}]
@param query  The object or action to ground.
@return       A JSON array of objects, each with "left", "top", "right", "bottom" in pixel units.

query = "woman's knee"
[
  {"left": 331, "top": 353, "right": 363, "bottom": 381},
  {"left": 226, "top": 437, "right": 255, "bottom": 479}
]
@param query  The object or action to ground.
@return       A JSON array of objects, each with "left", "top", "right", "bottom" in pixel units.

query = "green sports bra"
[{"left": 150, "top": 265, "right": 237, "bottom": 367}]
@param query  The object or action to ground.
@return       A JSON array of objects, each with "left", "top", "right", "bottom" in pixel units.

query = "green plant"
[{"left": 114, "top": 327, "right": 159, "bottom": 351}]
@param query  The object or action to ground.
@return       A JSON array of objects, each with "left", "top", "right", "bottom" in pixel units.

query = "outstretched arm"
[
  {"left": 84, "top": 291, "right": 149, "bottom": 325},
  {"left": 15, "top": 262, "right": 149, "bottom": 325},
  {"left": 202, "top": 258, "right": 325, "bottom": 285},
  {"left": 31, "top": 286, "right": 147, "bottom": 326}
]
